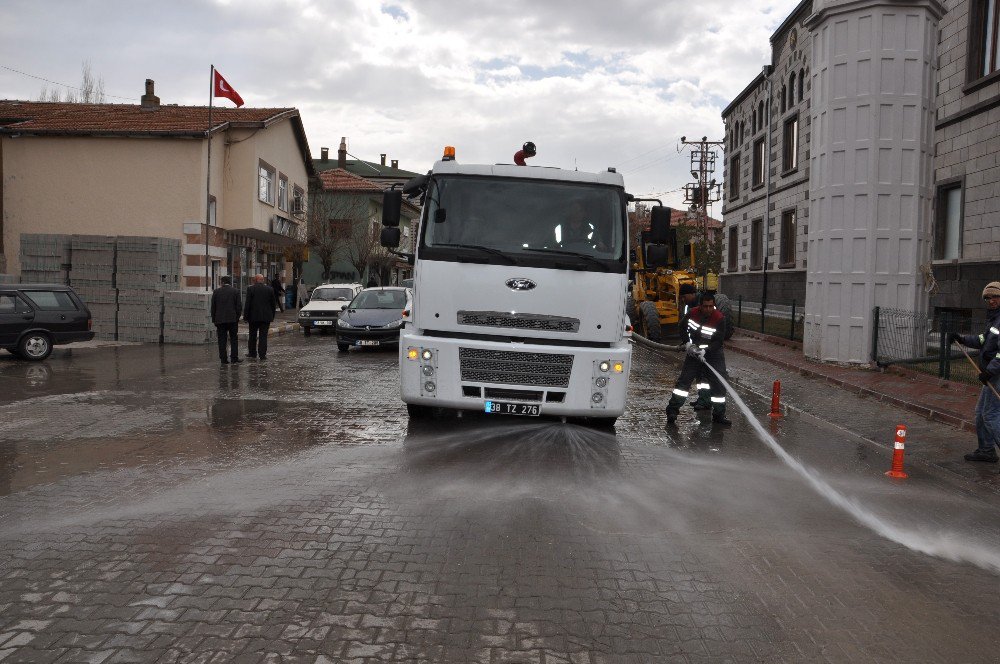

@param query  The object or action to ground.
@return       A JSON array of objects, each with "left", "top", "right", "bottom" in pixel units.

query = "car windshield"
[
  {"left": 311, "top": 288, "right": 354, "bottom": 301},
  {"left": 422, "top": 176, "right": 625, "bottom": 261},
  {"left": 350, "top": 290, "right": 407, "bottom": 309}
]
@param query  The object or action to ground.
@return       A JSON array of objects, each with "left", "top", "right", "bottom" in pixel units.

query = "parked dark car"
[
  {"left": 335, "top": 287, "right": 410, "bottom": 352},
  {"left": 0, "top": 284, "right": 94, "bottom": 360}
]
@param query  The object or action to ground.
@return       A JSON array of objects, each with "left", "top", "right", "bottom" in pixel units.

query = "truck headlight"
[
  {"left": 599, "top": 361, "right": 610, "bottom": 372},
  {"left": 421, "top": 349, "right": 433, "bottom": 361}
]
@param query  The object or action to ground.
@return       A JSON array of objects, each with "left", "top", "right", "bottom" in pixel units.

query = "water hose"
[{"left": 956, "top": 343, "right": 1000, "bottom": 400}]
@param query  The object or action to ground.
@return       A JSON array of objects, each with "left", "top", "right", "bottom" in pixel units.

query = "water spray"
[{"left": 633, "top": 332, "right": 1000, "bottom": 574}]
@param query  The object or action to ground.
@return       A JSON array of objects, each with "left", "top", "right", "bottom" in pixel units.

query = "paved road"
[{"left": 1, "top": 334, "right": 999, "bottom": 663}]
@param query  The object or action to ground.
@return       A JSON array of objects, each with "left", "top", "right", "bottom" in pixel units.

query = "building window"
[
  {"left": 258, "top": 162, "right": 275, "bottom": 205},
  {"left": 971, "top": 0, "right": 1000, "bottom": 79},
  {"left": 798, "top": 70, "right": 805, "bottom": 102},
  {"left": 934, "top": 183, "right": 963, "bottom": 260},
  {"left": 751, "top": 219, "right": 763, "bottom": 269},
  {"left": 780, "top": 209, "right": 797, "bottom": 266},
  {"left": 278, "top": 175, "right": 288, "bottom": 211},
  {"left": 782, "top": 115, "right": 799, "bottom": 172},
  {"left": 781, "top": 86, "right": 787, "bottom": 114},
  {"left": 292, "top": 187, "right": 305, "bottom": 216},
  {"left": 729, "top": 154, "right": 741, "bottom": 200},
  {"left": 208, "top": 196, "right": 217, "bottom": 226},
  {"left": 752, "top": 138, "right": 766, "bottom": 187},
  {"left": 788, "top": 72, "right": 796, "bottom": 108},
  {"left": 758, "top": 101, "right": 765, "bottom": 129},
  {"left": 728, "top": 225, "right": 738, "bottom": 271}
]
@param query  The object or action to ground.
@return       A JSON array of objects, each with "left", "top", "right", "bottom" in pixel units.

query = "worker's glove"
[
  {"left": 695, "top": 347, "right": 706, "bottom": 360},
  {"left": 947, "top": 332, "right": 962, "bottom": 345},
  {"left": 684, "top": 342, "right": 697, "bottom": 357},
  {"left": 980, "top": 371, "right": 993, "bottom": 385}
]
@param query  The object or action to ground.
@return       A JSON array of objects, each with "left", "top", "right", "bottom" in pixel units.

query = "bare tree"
[
  {"left": 306, "top": 189, "right": 373, "bottom": 281},
  {"left": 346, "top": 220, "right": 382, "bottom": 285},
  {"left": 37, "top": 61, "right": 105, "bottom": 103}
]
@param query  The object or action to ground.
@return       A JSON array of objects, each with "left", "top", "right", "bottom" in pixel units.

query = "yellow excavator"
[{"left": 627, "top": 206, "right": 699, "bottom": 342}]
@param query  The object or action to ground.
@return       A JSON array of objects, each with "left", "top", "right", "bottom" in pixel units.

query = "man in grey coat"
[
  {"left": 211, "top": 276, "right": 242, "bottom": 364},
  {"left": 244, "top": 274, "right": 277, "bottom": 360}
]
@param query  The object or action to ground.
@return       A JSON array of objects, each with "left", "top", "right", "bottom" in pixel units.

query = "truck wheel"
[
  {"left": 591, "top": 416, "right": 618, "bottom": 429},
  {"left": 407, "top": 403, "right": 432, "bottom": 419},
  {"left": 625, "top": 295, "right": 637, "bottom": 327},
  {"left": 18, "top": 332, "right": 52, "bottom": 361},
  {"left": 337, "top": 343, "right": 350, "bottom": 352},
  {"left": 639, "top": 301, "right": 661, "bottom": 342}
]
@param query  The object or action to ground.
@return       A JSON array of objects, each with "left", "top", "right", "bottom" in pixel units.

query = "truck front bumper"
[{"left": 398, "top": 331, "right": 632, "bottom": 418}]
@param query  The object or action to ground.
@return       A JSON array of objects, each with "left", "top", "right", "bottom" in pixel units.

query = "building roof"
[
  {"left": 0, "top": 99, "right": 315, "bottom": 177},
  {"left": 671, "top": 209, "right": 723, "bottom": 230},
  {"left": 313, "top": 158, "right": 420, "bottom": 179},
  {"left": 317, "top": 168, "right": 385, "bottom": 192},
  {"left": 0, "top": 100, "right": 295, "bottom": 135}
]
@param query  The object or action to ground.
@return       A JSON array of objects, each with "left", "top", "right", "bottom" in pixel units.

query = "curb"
[
  {"left": 727, "top": 335, "right": 976, "bottom": 433},
  {"left": 237, "top": 322, "right": 300, "bottom": 341}
]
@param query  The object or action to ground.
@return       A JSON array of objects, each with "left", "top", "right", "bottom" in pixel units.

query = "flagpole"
[{"left": 205, "top": 64, "right": 214, "bottom": 292}]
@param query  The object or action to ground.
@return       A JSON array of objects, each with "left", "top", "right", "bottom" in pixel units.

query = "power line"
[{"left": 0, "top": 64, "right": 134, "bottom": 101}]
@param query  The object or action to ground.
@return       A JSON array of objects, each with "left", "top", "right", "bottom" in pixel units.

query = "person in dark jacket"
[
  {"left": 271, "top": 274, "right": 285, "bottom": 312},
  {"left": 950, "top": 281, "right": 1000, "bottom": 463},
  {"left": 244, "top": 274, "right": 277, "bottom": 360},
  {"left": 666, "top": 291, "right": 731, "bottom": 427},
  {"left": 211, "top": 276, "right": 242, "bottom": 364}
]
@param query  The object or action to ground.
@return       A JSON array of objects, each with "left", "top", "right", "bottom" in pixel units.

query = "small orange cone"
[
  {"left": 769, "top": 380, "right": 782, "bottom": 418},
  {"left": 885, "top": 425, "right": 908, "bottom": 479}
]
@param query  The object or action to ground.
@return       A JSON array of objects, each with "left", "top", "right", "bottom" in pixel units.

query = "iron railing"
[
  {"left": 872, "top": 307, "right": 982, "bottom": 383},
  {"left": 733, "top": 296, "right": 804, "bottom": 341}
]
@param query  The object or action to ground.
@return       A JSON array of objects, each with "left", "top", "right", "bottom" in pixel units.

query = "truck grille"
[
  {"left": 457, "top": 310, "right": 580, "bottom": 333},
  {"left": 459, "top": 348, "right": 573, "bottom": 387}
]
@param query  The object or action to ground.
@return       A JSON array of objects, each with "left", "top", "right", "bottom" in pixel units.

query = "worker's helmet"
[{"left": 522, "top": 141, "right": 536, "bottom": 156}]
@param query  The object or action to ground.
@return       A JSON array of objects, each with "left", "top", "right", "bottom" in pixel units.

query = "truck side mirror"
[
  {"left": 382, "top": 190, "right": 402, "bottom": 227},
  {"left": 649, "top": 206, "right": 671, "bottom": 243},
  {"left": 380, "top": 226, "right": 401, "bottom": 248}
]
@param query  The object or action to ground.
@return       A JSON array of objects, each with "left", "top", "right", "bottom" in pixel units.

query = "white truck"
[{"left": 380, "top": 146, "right": 652, "bottom": 427}]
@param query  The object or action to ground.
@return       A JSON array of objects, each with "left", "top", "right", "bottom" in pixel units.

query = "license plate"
[
  {"left": 485, "top": 401, "right": 540, "bottom": 416},
  {"left": 314, "top": 320, "right": 333, "bottom": 326},
  {"left": 356, "top": 340, "right": 380, "bottom": 346}
]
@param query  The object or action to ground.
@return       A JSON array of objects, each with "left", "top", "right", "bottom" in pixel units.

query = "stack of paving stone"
[
  {"left": 117, "top": 289, "right": 164, "bottom": 342},
  {"left": 19, "top": 234, "right": 72, "bottom": 284},
  {"left": 115, "top": 236, "right": 181, "bottom": 291},
  {"left": 68, "top": 235, "right": 118, "bottom": 339},
  {"left": 163, "top": 291, "right": 215, "bottom": 344}
]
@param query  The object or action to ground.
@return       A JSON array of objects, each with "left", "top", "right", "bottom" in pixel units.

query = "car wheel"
[
  {"left": 303, "top": 327, "right": 311, "bottom": 336},
  {"left": 407, "top": 403, "right": 432, "bottom": 419},
  {"left": 18, "top": 332, "right": 52, "bottom": 361},
  {"left": 337, "top": 343, "right": 350, "bottom": 352}
]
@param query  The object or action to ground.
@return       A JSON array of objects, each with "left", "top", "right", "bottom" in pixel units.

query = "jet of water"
[{"left": 699, "top": 358, "right": 1000, "bottom": 575}]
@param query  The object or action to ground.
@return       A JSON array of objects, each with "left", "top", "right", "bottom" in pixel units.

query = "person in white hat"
[{"left": 949, "top": 281, "right": 1000, "bottom": 463}]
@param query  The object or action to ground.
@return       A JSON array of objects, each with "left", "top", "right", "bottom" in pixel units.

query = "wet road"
[{"left": 1, "top": 334, "right": 999, "bottom": 663}]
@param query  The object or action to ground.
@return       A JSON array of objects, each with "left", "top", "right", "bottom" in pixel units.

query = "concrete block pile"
[
  {"left": 19, "top": 234, "right": 71, "bottom": 284},
  {"left": 116, "top": 236, "right": 181, "bottom": 291},
  {"left": 67, "top": 235, "right": 119, "bottom": 339},
  {"left": 117, "top": 289, "right": 164, "bottom": 343},
  {"left": 163, "top": 291, "right": 215, "bottom": 344}
]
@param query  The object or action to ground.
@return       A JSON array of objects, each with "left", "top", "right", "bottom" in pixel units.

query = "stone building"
[{"left": 720, "top": 0, "right": 995, "bottom": 364}]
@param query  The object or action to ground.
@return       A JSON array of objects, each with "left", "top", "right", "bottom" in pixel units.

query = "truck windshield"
[{"left": 421, "top": 176, "right": 626, "bottom": 270}]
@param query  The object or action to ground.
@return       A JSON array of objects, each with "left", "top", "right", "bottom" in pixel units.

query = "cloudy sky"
[{"left": 1, "top": 0, "right": 799, "bottom": 209}]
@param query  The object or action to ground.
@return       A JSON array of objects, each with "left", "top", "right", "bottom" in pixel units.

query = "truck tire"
[
  {"left": 625, "top": 295, "right": 637, "bottom": 328},
  {"left": 590, "top": 416, "right": 618, "bottom": 429},
  {"left": 18, "top": 332, "right": 52, "bottom": 361},
  {"left": 639, "top": 301, "right": 661, "bottom": 342},
  {"left": 407, "top": 403, "right": 432, "bottom": 419}
]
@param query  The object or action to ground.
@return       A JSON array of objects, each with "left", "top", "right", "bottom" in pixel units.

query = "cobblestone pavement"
[{"left": 1, "top": 335, "right": 999, "bottom": 663}]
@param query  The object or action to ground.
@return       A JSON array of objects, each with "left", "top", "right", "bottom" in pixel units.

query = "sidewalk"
[{"left": 728, "top": 329, "right": 981, "bottom": 433}]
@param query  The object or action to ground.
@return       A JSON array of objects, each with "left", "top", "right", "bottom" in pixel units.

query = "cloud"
[{"left": 0, "top": 0, "right": 802, "bottom": 205}]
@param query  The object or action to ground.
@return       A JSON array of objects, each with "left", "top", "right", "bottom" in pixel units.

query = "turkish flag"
[{"left": 213, "top": 69, "right": 244, "bottom": 107}]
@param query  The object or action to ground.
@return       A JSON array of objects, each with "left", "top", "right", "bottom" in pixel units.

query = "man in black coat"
[
  {"left": 210, "top": 276, "right": 242, "bottom": 364},
  {"left": 271, "top": 274, "right": 285, "bottom": 312},
  {"left": 244, "top": 273, "right": 277, "bottom": 360}
]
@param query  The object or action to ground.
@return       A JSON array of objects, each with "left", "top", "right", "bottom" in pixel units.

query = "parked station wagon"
[{"left": 0, "top": 284, "right": 94, "bottom": 360}]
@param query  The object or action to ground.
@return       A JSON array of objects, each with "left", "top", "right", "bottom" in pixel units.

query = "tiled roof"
[
  {"left": 317, "top": 168, "right": 385, "bottom": 192},
  {"left": 0, "top": 100, "right": 297, "bottom": 135},
  {"left": 313, "top": 158, "right": 420, "bottom": 179}
]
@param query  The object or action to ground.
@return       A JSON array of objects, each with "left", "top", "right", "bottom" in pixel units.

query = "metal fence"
[
  {"left": 733, "top": 296, "right": 805, "bottom": 341},
  {"left": 872, "top": 307, "right": 983, "bottom": 383}
]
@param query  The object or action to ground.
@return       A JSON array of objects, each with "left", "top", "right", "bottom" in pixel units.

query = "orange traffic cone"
[{"left": 885, "top": 425, "right": 908, "bottom": 479}]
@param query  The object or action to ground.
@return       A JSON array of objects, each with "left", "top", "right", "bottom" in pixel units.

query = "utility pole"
[{"left": 680, "top": 136, "right": 723, "bottom": 288}]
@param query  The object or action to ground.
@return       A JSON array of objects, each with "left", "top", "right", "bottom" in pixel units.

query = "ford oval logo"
[{"left": 505, "top": 278, "right": 536, "bottom": 291}]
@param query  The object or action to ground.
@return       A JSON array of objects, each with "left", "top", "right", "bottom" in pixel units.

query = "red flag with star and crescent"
[{"left": 213, "top": 69, "right": 244, "bottom": 107}]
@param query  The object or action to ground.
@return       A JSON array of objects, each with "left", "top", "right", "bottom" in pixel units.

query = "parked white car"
[{"left": 298, "top": 283, "right": 363, "bottom": 335}]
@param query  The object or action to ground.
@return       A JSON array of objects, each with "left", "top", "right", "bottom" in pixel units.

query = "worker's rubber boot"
[
  {"left": 692, "top": 390, "right": 712, "bottom": 411},
  {"left": 711, "top": 407, "right": 732, "bottom": 428},
  {"left": 665, "top": 395, "right": 684, "bottom": 425}
]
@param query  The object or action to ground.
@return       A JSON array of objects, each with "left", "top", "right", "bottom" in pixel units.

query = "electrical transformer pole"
[{"left": 680, "top": 136, "right": 723, "bottom": 288}]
